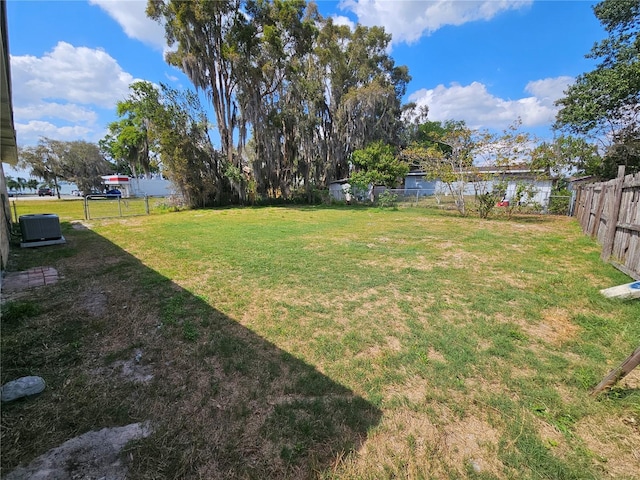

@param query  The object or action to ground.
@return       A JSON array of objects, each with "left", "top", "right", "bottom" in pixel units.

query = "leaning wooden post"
[
  {"left": 601, "top": 165, "right": 625, "bottom": 262},
  {"left": 590, "top": 346, "right": 640, "bottom": 396}
]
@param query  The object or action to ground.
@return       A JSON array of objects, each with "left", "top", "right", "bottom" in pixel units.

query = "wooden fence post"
[
  {"left": 581, "top": 186, "right": 593, "bottom": 233},
  {"left": 590, "top": 346, "right": 640, "bottom": 396},
  {"left": 591, "top": 185, "right": 606, "bottom": 238},
  {"left": 601, "top": 166, "right": 626, "bottom": 261}
]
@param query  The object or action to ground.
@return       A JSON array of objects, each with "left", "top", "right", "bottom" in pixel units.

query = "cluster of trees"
[
  {"left": 18, "top": 138, "right": 112, "bottom": 198},
  {"left": 5, "top": 176, "right": 38, "bottom": 194},
  {"left": 15, "top": 0, "right": 636, "bottom": 211},
  {"left": 555, "top": 0, "right": 639, "bottom": 177},
  {"left": 137, "top": 0, "right": 410, "bottom": 206}
]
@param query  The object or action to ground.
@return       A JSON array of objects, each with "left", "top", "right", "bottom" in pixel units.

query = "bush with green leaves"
[
  {"left": 548, "top": 188, "right": 572, "bottom": 215},
  {"left": 377, "top": 190, "right": 399, "bottom": 208}
]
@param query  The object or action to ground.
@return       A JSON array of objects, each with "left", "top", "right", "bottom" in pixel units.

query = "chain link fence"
[
  {"left": 84, "top": 195, "right": 150, "bottom": 220},
  {"left": 374, "top": 189, "right": 573, "bottom": 215}
]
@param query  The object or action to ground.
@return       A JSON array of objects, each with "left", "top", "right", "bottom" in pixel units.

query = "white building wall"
[
  {"left": 129, "top": 178, "right": 174, "bottom": 197},
  {"left": 433, "top": 179, "right": 552, "bottom": 207}
]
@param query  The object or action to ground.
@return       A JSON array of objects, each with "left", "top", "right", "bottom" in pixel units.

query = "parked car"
[
  {"left": 105, "top": 189, "right": 122, "bottom": 197},
  {"left": 38, "top": 187, "right": 54, "bottom": 196}
]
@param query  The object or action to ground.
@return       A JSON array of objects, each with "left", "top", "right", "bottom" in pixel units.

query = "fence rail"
[
  {"left": 84, "top": 195, "right": 150, "bottom": 220},
  {"left": 573, "top": 166, "right": 640, "bottom": 280}
]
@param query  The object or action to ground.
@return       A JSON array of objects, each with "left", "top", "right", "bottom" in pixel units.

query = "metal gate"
[{"left": 84, "top": 195, "right": 149, "bottom": 220}]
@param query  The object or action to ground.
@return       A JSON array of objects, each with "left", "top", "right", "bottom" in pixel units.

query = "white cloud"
[
  {"left": 524, "top": 76, "right": 574, "bottom": 107},
  {"left": 408, "top": 77, "right": 574, "bottom": 130},
  {"left": 331, "top": 15, "right": 356, "bottom": 31},
  {"left": 89, "top": 0, "right": 167, "bottom": 51},
  {"left": 16, "top": 121, "right": 94, "bottom": 145},
  {"left": 10, "top": 42, "right": 140, "bottom": 145},
  {"left": 14, "top": 103, "right": 98, "bottom": 124},
  {"left": 164, "top": 72, "right": 179, "bottom": 83},
  {"left": 11, "top": 42, "right": 135, "bottom": 109},
  {"left": 339, "top": 0, "right": 532, "bottom": 44}
]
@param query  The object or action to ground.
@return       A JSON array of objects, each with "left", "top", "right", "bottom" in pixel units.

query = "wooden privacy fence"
[{"left": 573, "top": 166, "right": 640, "bottom": 280}]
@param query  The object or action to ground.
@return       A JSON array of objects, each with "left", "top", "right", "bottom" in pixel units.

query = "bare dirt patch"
[
  {"left": 92, "top": 349, "right": 154, "bottom": 385},
  {"left": 80, "top": 290, "right": 108, "bottom": 317}
]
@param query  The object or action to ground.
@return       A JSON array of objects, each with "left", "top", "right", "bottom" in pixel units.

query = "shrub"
[
  {"left": 377, "top": 190, "right": 399, "bottom": 208},
  {"left": 548, "top": 188, "right": 571, "bottom": 215}
]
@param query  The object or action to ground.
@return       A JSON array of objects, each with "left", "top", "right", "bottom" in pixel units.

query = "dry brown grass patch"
[
  {"left": 382, "top": 377, "right": 432, "bottom": 404},
  {"left": 433, "top": 249, "right": 486, "bottom": 271},
  {"left": 619, "top": 367, "right": 640, "bottom": 391},
  {"left": 427, "top": 347, "right": 446, "bottom": 362},
  {"left": 336, "top": 407, "right": 507, "bottom": 479},
  {"left": 495, "top": 307, "right": 582, "bottom": 346},
  {"left": 533, "top": 417, "right": 566, "bottom": 448},
  {"left": 575, "top": 414, "right": 640, "bottom": 479},
  {"left": 528, "top": 307, "right": 581, "bottom": 345},
  {"left": 356, "top": 336, "right": 403, "bottom": 361}
]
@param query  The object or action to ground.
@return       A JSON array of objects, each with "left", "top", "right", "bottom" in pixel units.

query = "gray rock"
[
  {"left": 1, "top": 376, "right": 46, "bottom": 402},
  {"left": 4, "top": 422, "right": 152, "bottom": 480}
]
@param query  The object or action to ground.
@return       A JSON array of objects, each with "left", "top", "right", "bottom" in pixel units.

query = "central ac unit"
[{"left": 19, "top": 214, "right": 65, "bottom": 246}]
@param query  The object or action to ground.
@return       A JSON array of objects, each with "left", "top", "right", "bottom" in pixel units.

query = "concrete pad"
[
  {"left": 20, "top": 236, "right": 66, "bottom": 248},
  {"left": 600, "top": 281, "right": 640, "bottom": 300}
]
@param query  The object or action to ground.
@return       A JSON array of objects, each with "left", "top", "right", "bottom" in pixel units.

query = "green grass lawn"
[{"left": 2, "top": 205, "right": 639, "bottom": 479}]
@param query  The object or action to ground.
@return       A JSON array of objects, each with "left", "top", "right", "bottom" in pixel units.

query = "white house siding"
[
  {"left": 406, "top": 176, "right": 553, "bottom": 208},
  {"left": 404, "top": 174, "right": 437, "bottom": 196}
]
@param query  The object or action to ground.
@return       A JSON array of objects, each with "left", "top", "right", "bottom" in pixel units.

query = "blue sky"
[{"left": 4, "top": 0, "right": 605, "bottom": 177}]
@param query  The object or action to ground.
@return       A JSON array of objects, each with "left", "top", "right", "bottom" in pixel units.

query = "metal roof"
[{"left": 1, "top": 1, "right": 18, "bottom": 166}]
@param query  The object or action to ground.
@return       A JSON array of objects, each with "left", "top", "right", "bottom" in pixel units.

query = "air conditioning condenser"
[{"left": 19, "top": 214, "right": 66, "bottom": 248}]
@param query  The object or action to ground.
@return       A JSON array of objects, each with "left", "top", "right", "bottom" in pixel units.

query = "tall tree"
[
  {"left": 103, "top": 81, "right": 228, "bottom": 207},
  {"left": 153, "top": 84, "right": 228, "bottom": 207},
  {"left": 15, "top": 177, "right": 27, "bottom": 193},
  {"left": 316, "top": 20, "right": 410, "bottom": 183},
  {"left": 147, "top": 1, "right": 410, "bottom": 203},
  {"left": 555, "top": 0, "right": 639, "bottom": 177},
  {"left": 235, "top": 0, "right": 319, "bottom": 200},
  {"left": 148, "top": 0, "right": 245, "bottom": 199},
  {"left": 5, "top": 176, "right": 20, "bottom": 194},
  {"left": 101, "top": 81, "right": 160, "bottom": 178},
  {"left": 18, "top": 138, "right": 66, "bottom": 198},
  {"left": 26, "top": 179, "right": 38, "bottom": 193},
  {"left": 61, "top": 141, "right": 113, "bottom": 194}
]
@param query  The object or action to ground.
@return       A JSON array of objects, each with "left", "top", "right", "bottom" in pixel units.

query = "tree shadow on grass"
[{"left": 1, "top": 222, "right": 381, "bottom": 479}]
